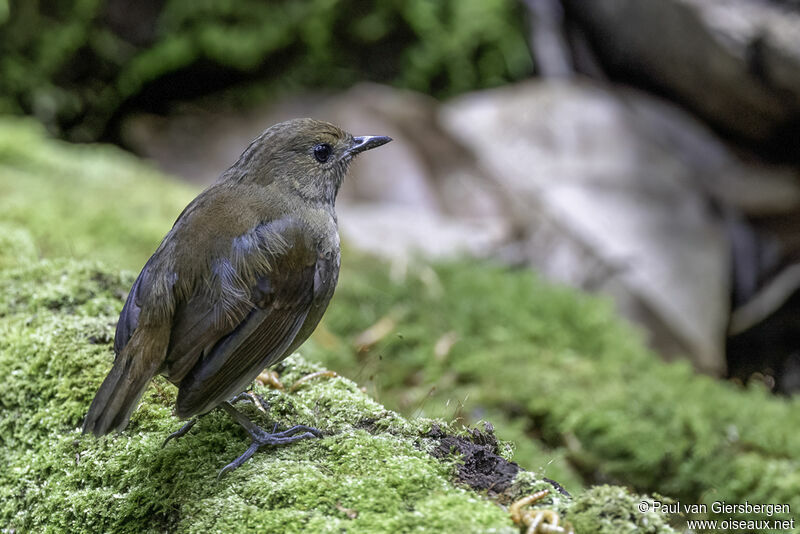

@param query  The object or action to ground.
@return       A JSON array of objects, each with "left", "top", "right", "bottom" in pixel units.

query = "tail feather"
[{"left": 82, "top": 325, "right": 170, "bottom": 436}]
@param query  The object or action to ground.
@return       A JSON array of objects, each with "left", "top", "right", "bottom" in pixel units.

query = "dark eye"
[{"left": 313, "top": 143, "right": 332, "bottom": 163}]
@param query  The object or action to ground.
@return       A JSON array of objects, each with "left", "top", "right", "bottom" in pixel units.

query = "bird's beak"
[{"left": 347, "top": 135, "right": 392, "bottom": 156}]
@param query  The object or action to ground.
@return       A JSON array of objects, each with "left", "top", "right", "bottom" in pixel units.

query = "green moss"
[
  {"left": 0, "top": 259, "right": 517, "bottom": 533},
  {"left": 0, "top": 117, "right": 195, "bottom": 270},
  {"left": 0, "top": 259, "right": 670, "bottom": 533},
  {"left": 1, "top": 1, "right": 532, "bottom": 140},
  {"left": 304, "top": 259, "right": 800, "bottom": 525}
]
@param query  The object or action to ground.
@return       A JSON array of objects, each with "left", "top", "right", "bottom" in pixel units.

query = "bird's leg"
[
  {"left": 229, "top": 391, "right": 253, "bottom": 404},
  {"left": 162, "top": 417, "right": 200, "bottom": 448},
  {"left": 217, "top": 402, "right": 322, "bottom": 479},
  {"left": 162, "top": 392, "right": 273, "bottom": 449}
]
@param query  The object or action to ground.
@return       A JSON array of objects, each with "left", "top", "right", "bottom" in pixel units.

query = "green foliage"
[{"left": 0, "top": 0, "right": 533, "bottom": 140}]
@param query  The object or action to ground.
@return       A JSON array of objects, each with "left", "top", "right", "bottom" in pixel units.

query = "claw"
[
  {"left": 218, "top": 442, "right": 260, "bottom": 480},
  {"left": 162, "top": 418, "right": 198, "bottom": 448},
  {"left": 216, "top": 402, "right": 322, "bottom": 479}
]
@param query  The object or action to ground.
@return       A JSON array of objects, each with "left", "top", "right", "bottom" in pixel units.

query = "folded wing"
[{"left": 168, "top": 217, "right": 320, "bottom": 418}]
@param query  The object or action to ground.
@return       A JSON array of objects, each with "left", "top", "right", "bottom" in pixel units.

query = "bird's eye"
[{"left": 313, "top": 143, "right": 332, "bottom": 163}]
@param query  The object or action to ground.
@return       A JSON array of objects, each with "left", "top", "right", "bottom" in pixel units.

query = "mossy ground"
[
  {"left": 12, "top": 115, "right": 800, "bottom": 532},
  {"left": 0, "top": 260, "right": 673, "bottom": 533},
  {"left": 0, "top": 260, "right": 512, "bottom": 533},
  {"left": 310, "top": 259, "right": 800, "bottom": 527}
]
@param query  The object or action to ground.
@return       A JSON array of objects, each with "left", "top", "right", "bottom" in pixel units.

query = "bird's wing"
[
  {"left": 113, "top": 195, "right": 201, "bottom": 356},
  {"left": 169, "top": 217, "right": 320, "bottom": 418},
  {"left": 114, "top": 256, "right": 152, "bottom": 356},
  {"left": 88, "top": 254, "right": 176, "bottom": 435}
]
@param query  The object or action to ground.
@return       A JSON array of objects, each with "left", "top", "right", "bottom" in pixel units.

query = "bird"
[{"left": 82, "top": 118, "right": 391, "bottom": 475}]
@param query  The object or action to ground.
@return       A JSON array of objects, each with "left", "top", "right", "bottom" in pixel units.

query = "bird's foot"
[
  {"left": 217, "top": 402, "right": 322, "bottom": 479},
  {"left": 162, "top": 418, "right": 199, "bottom": 448}
]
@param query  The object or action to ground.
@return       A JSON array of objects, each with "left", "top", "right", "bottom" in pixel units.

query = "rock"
[
  {"left": 440, "top": 79, "right": 778, "bottom": 375},
  {"left": 338, "top": 205, "right": 506, "bottom": 263},
  {"left": 563, "top": 0, "right": 800, "bottom": 154},
  {"left": 540, "top": 0, "right": 800, "bottom": 385}
]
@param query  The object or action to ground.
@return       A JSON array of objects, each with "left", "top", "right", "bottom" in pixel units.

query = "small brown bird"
[{"left": 82, "top": 118, "right": 391, "bottom": 475}]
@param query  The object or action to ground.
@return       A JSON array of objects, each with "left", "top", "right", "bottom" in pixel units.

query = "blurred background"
[{"left": 2, "top": 0, "right": 800, "bottom": 525}]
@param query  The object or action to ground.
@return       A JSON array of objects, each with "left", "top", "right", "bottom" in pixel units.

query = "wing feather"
[
  {"left": 114, "top": 257, "right": 153, "bottom": 355},
  {"left": 167, "top": 217, "right": 319, "bottom": 418}
]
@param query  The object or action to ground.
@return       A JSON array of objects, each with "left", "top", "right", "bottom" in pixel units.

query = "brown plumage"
[{"left": 82, "top": 119, "right": 391, "bottom": 466}]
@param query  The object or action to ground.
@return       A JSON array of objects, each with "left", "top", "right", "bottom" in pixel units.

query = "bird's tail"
[{"left": 82, "top": 324, "right": 170, "bottom": 436}]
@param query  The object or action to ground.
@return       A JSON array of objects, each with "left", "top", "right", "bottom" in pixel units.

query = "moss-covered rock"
[
  {"left": 0, "top": 259, "right": 675, "bottom": 533},
  {"left": 0, "top": 1, "right": 533, "bottom": 141},
  {"left": 0, "top": 259, "right": 505, "bottom": 532}
]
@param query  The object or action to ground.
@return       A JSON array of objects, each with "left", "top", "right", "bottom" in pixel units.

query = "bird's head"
[{"left": 229, "top": 118, "right": 391, "bottom": 205}]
